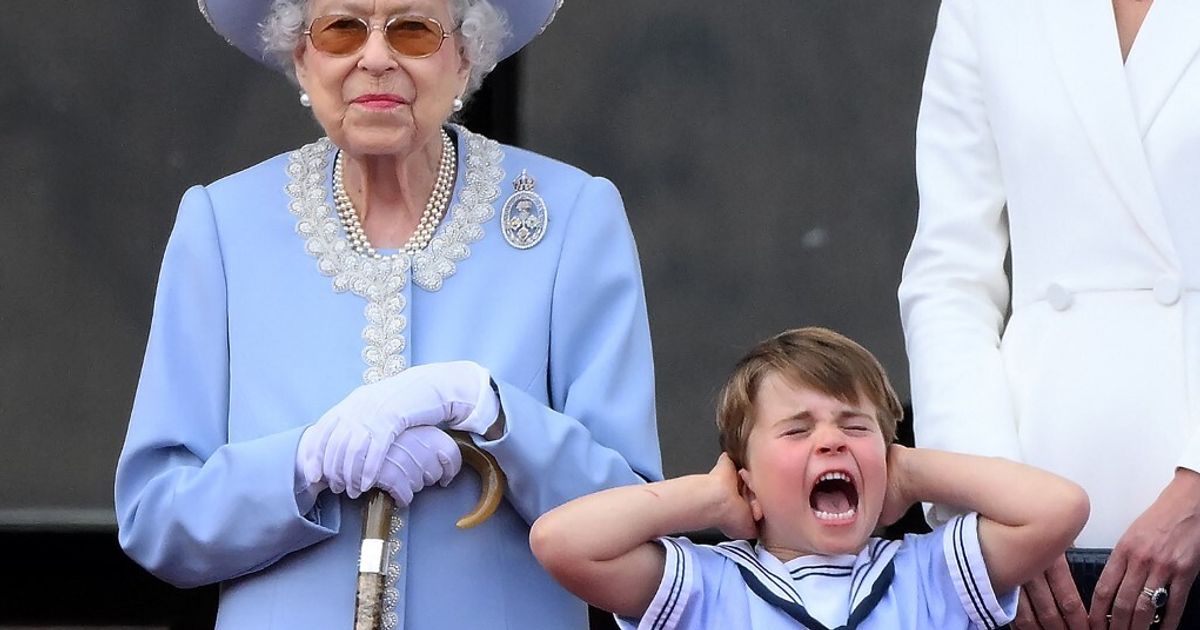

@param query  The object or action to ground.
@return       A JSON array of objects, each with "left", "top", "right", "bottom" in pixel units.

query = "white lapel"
[
  {"left": 1125, "top": 0, "right": 1200, "bottom": 136},
  {"left": 1040, "top": 0, "right": 1177, "bottom": 260}
]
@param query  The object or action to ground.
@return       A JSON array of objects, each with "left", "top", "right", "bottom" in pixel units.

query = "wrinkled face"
[
  {"left": 739, "top": 373, "right": 888, "bottom": 557},
  {"left": 293, "top": 0, "right": 468, "bottom": 156}
]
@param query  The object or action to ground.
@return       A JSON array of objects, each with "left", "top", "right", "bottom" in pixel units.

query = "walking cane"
[{"left": 353, "top": 430, "right": 507, "bottom": 630}]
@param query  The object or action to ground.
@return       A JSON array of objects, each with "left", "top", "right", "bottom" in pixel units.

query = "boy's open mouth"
[{"left": 809, "top": 471, "right": 859, "bottom": 521}]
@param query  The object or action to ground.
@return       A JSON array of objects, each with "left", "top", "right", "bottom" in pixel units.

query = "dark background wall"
[
  {"left": 520, "top": 1, "right": 939, "bottom": 478},
  {"left": 0, "top": 0, "right": 939, "bottom": 625}
]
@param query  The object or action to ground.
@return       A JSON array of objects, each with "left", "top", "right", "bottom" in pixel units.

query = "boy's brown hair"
[{"left": 716, "top": 327, "right": 904, "bottom": 468}]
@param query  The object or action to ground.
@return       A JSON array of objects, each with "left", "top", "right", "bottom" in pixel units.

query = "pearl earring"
[
  {"left": 299, "top": 92, "right": 312, "bottom": 108},
  {"left": 452, "top": 97, "right": 464, "bottom": 113}
]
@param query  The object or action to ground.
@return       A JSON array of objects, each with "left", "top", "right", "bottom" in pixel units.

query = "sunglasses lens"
[
  {"left": 386, "top": 18, "right": 444, "bottom": 57},
  {"left": 310, "top": 16, "right": 368, "bottom": 55}
]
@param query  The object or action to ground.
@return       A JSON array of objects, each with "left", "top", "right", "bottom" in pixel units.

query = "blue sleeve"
[
  {"left": 477, "top": 176, "right": 663, "bottom": 522},
  {"left": 907, "top": 512, "right": 1018, "bottom": 629},
  {"left": 114, "top": 186, "right": 341, "bottom": 588}
]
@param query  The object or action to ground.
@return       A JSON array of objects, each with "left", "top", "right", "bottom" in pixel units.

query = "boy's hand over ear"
[
  {"left": 709, "top": 453, "right": 757, "bottom": 540},
  {"left": 880, "top": 444, "right": 915, "bottom": 527}
]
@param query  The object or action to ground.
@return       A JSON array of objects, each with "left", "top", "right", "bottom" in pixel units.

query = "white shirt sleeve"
[
  {"left": 905, "top": 512, "right": 1019, "bottom": 629},
  {"left": 615, "top": 536, "right": 752, "bottom": 630},
  {"left": 615, "top": 537, "right": 695, "bottom": 630}
]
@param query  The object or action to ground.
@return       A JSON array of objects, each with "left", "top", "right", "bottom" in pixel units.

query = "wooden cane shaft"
[
  {"left": 362, "top": 491, "right": 395, "bottom": 541},
  {"left": 351, "top": 433, "right": 506, "bottom": 628},
  {"left": 354, "top": 572, "right": 385, "bottom": 630},
  {"left": 354, "top": 491, "right": 395, "bottom": 630}
]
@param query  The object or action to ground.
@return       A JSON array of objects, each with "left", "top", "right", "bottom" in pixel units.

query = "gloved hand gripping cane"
[
  {"left": 295, "top": 362, "right": 506, "bottom": 629},
  {"left": 354, "top": 432, "right": 505, "bottom": 629}
]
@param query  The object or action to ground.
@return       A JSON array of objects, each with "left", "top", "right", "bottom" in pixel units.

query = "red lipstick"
[{"left": 351, "top": 93, "right": 408, "bottom": 110}]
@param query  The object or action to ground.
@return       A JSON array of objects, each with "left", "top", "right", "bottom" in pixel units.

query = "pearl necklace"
[{"left": 333, "top": 129, "right": 456, "bottom": 259}]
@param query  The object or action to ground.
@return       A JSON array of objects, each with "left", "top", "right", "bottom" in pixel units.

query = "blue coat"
[{"left": 115, "top": 126, "right": 663, "bottom": 629}]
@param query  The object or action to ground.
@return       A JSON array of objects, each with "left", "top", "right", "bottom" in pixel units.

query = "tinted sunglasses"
[{"left": 304, "top": 15, "right": 455, "bottom": 58}]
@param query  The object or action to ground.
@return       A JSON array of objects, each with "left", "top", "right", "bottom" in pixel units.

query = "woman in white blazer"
[{"left": 899, "top": 1, "right": 1199, "bottom": 629}]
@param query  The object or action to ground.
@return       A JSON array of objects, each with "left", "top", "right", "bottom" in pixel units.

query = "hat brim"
[{"left": 199, "top": 0, "right": 561, "bottom": 70}]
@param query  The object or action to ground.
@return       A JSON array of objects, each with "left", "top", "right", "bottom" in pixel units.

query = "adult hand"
[
  {"left": 299, "top": 361, "right": 498, "bottom": 496},
  {"left": 374, "top": 426, "right": 463, "bottom": 506},
  {"left": 710, "top": 453, "right": 756, "bottom": 540},
  {"left": 1089, "top": 469, "right": 1200, "bottom": 630},
  {"left": 1013, "top": 554, "right": 1088, "bottom": 630}
]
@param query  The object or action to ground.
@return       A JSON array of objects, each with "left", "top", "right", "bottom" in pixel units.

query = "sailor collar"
[{"left": 712, "top": 538, "right": 900, "bottom": 630}]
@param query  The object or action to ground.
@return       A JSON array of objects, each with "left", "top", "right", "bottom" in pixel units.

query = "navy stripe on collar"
[
  {"left": 850, "top": 539, "right": 899, "bottom": 608},
  {"left": 791, "top": 563, "right": 856, "bottom": 575},
  {"left": 792, "top": 569, "right": 855, "bottom": 581},
  {"left": 717, "top": 542, "right": 806, "bottom": 604},
  {"left": 737, "top": 556, "right": 897, "bottom": 630}
]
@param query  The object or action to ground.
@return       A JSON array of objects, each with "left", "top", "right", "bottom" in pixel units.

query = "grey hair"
[{"left": 260, "top": 0, "right": 508, "bottom": 100}]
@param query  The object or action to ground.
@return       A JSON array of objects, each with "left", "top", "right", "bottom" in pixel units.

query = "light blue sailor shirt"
[
  {"left": 115, "top": 125, "right": 662, "bottom": 629},
  {"left": 619, "top": 513, "right": 1017, "bottom": 630}
]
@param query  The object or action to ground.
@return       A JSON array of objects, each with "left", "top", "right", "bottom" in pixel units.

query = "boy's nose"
[{"left": 814, "top": 427, "right": 848, "bottom": 454}]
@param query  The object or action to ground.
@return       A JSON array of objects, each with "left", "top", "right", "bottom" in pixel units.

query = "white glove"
[
  {"left": 296, "top": 361, "right": 499, "bottom": 497},
  {"left": 375, "top": 426, "right": 463, "bottom": 505}
]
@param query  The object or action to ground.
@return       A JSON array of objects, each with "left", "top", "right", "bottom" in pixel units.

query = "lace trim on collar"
[
  {"left": 412, "top": 124, "right": 504, "bottom": 291},
  {"left": 284, "top": 125, "right": 505, "bottom": 385}
]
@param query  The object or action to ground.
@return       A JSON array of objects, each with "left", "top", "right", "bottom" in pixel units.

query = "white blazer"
[{"left": 899, "top": 0, "right": 1200, "bottom": 547}]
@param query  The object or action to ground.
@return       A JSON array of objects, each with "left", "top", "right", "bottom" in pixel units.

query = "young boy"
[{"left": 531, "top": 327, "right": 1089, "bottom": 629}]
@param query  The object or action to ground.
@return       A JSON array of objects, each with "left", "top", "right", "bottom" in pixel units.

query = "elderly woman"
[
  {"left": 114, "top": 0, "right": 661, "bottom": 628},
  {"left": 900, "top": 1, "right": 1199, "bottom": 630}
]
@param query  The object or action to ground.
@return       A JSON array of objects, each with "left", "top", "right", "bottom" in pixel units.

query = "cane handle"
[{"left": 449, "top": 430, "right": 506, "bottom": 528}]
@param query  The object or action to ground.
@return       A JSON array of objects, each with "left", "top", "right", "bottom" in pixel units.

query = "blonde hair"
[{"left": 716, "top": 327, "right": 903, "bottom": 468}]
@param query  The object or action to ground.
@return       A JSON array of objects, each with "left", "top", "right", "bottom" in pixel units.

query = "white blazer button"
[
  {"left": 1154, "top": 275, "right": 1182, "bottom": 306},
  {"left": 1046, "top": 283, "right": 1073, "bottom": 311}
]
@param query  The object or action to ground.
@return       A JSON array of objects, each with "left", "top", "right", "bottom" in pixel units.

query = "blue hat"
[{"left": 198, "top": 0, "right": 562, "bottom": 69}]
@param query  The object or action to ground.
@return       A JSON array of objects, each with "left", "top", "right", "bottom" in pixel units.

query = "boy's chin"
[
  {"left": 804, "top": 519, "right": 874, "bottom": 555},
  {"left": 810, "top": 535, "right": 871, "bottom": 556}
]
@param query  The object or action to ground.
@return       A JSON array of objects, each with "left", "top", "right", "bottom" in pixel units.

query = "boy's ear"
[{"left": 738, "top": 468, "right": 764, "bottom": 522}]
